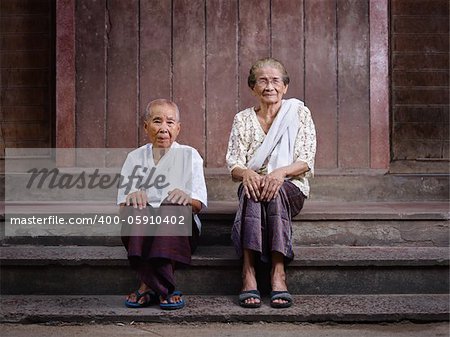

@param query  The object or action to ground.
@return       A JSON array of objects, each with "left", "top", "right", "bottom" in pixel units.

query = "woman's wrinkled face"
[
  {"left": 144, "top": 104, "right": 180, "bottom": 148},
  {"left": 252, "top": 66, "right": 288, "bottom": 106}
]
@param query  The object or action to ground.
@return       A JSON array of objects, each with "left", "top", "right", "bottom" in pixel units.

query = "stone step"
[
  {"left": 1, "top": 245, "right": 448, "bottom": 295},
  {"left": 2, "top": 201, "right": 449, "bottom": 247},
  {"left": 4, "top": 171, "right": 449, "bottom": 203},
  {"left": 200, "top": 201, "right": 450, "bottom": 247},
  {"left": 1, "top": 294, "right": 448, "bottom": 324},
  {"left": 206, "top": 172, "right": 450, "bottom": 202},
  {"left": 4, "top": 200, "right": 449, "bottom": 219}
]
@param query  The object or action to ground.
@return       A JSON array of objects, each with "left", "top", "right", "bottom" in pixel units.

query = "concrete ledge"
[
  {"left": 204, "top": 201, "right": 450, "bottom": 221},
  {"left": 1, "top": 294, "right": 448, "bottom": 323},
  {"left": 3, "top": 201, "right": 449, "bottom": 220},
  {"left": 1, "top": 245, "right": 448, "bottom": 267},
  {"left": 2, "top": 246, "right": 448, "bottom": 295}
]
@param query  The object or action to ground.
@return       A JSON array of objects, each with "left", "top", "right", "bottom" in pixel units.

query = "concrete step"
[
  {"left": 206, "top": 172, "right": 450, "bottom": 202},
  {"left": 1, "top": 294, "right": 448, "bottom": 324},
  {"left": 1, "top": 245, "right": 448, "bottom": 295},
  {"left": 4, "top": 171, "right": 449, "bottom": 203},
  {"left": 200, "top": 201, "right": 450, "bottom": 247},
  {"left": 2, "top": 201, "right": 449, "bottom": 247}
]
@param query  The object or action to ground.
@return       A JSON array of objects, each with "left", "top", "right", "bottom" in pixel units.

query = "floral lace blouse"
[{"left": 226, "top": 103, "right": 317, "bottom": 197}]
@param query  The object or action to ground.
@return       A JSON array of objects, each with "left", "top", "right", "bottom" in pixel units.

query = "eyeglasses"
[{"left": 255, "top": 77, "right": 284, "bottom": 87}]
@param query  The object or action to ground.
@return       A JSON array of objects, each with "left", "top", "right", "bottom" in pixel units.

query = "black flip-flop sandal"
[
  {"left": 239, "top": 290, "right": 262, "bottom": 308},
  {"left": 270, "top": 290, "right": 293, "bottom": 308}
]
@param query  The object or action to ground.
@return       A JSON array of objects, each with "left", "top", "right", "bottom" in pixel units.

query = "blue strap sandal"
[
  {"left": 270, "top": 290, "right": 293, "bottom": 308},
  {"left": 125, "top": 290, "right": 158, "bottom": 308},
  {"left": 159, "top": 290, "right": 185, "bottom": 310},
  {"left": 239, "top": 290, "right": 261, "bottom": 308}
]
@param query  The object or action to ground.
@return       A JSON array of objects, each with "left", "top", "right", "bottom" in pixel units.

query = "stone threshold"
[
  {"left": 1, "top": 294, "right": 448, "bottom": 324},
  {"left": 2, "top": 201, "right": 449, "bottom": 220},
  {"left": 1, "top": 245, "right": 448, "bottom": 267}
]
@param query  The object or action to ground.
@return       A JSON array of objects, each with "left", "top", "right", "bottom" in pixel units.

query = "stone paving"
[{"left": 1, "top": 322, "right": 449, "bottom": 337}]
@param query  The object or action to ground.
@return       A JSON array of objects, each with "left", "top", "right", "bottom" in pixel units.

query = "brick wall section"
[
  {"left": 391, "top": 0, "right": 449, "bottom": 160},
  {"left": 0, "top": 0, "right": 55, "bottom": 156}
]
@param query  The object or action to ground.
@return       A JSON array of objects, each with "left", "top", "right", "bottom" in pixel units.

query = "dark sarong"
[
  {"left": 120, "top": 204, "right": 199, "bottom": 297},
  {"left": 231, "top": 180, "right": 305, "bottom": 264}
]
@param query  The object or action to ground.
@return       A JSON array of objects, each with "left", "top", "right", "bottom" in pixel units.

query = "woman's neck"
[
  {"left": 152, "top": 147, "right": 168, "bottom": 165},
  {"left": 256, "top": 101, "right": 282, "bottom": 119},
  {"left": 255, "top": 101, "right": 282, "bottom": 133}
]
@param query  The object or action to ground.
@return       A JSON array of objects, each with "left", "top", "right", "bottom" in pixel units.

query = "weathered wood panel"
[
  {"left": 1, "top": 52, "right": 49, "bottom": 69},
  {"left": 238, "top": 0, "right": 270, "bottom": 111},
  {"left": 391, "top": 0, "right": 449, "bottom": 161},
  {"left": 139, "top": 0, "right": 172, "bottom": 145},
  {"left": 2, "top": 106, "right": 47, "bottom": 122},
  {"left": 106, "top": 0, "right": 138, "bottom": 148},
  {"left": 0, "top": 0, "right": 54, "bottom": 155},
  {"left": 205, "top": 0, "right": 238, "bottom": 167},
  {"left": 391, "top": 0, "right": 448, "bottom": 15},
  {"left": 0, "top": 14, "right": 50, "bottom": 33},
  {"left": 305, "top": 0, "right": 338, "bottom": 169},
  {"left": 172, "top": 0, "right": 206, "bottom": 156},
  {"left": 56, "top": 0, "right": 76, "bottom": 154},
  {"left": 75, "top": 0, "right": 106, "bottom": 148},
  {"left": 64, "top": 0, "right": 398, "bottom": 170},
  {"left": 337, "top": 0, "right": 370, "bottom": 168},
  {"left": 0, "top": 0, "right": 50, "bottom": 14},
  {"left": 271, "top": 0, "right": 305, "bottom": 100},
  {"left": 1, "top": 33, "right": 50, "bottom": 51}
]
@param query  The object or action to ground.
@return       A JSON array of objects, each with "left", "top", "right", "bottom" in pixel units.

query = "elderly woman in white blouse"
[{"left": 226, "top": 58, "right": 316, "bottom": 308}]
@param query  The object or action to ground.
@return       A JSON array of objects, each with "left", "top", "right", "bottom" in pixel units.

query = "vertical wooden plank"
[
  {"left": 173, "top": 0, "right": 206, "bottom": 157},
  {"left": 337, "top": 0, "right": 370, "bottom": 168},
  {"left": 271, "top": 0, "right": 305, "bottom": 100},
  {"left": 238, "top": 0, "right": 270, "bottom": 110},
  {"left": 139, "top": 0, "right": 172, "bottom": 146},
  {"left": 206, "top": 0, "right": 238, "bottom": 167},
  {"left": 370, "top": 0, "right": 389, "bottom": 169},
  {"left": 76, "top": 0, "right": 106, "bottom": 148},
  {"left": 56, "top": 0, "right": 75, "bottom": 165},
  {"left": 305, "top": 0, "right": 338, "bottom": 169},
  {"left": 106, "top": 0, "right": 138, "bottom": 148}
]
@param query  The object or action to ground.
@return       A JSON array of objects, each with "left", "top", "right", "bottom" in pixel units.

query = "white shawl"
[{"left": 247, "top": 98, "right": 302, "bottom": 173}]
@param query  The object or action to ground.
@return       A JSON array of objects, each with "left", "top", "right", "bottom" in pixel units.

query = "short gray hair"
[
  {"left": 144, "top": 98, "right": 180, "bottom": 122},
  {"left": 247, "top": 57, "right": 290, "bottom": 89}
]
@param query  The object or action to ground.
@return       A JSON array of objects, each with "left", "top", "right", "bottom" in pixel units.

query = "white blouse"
[
  {"left": 117, "top": 142, "right": 208, "bottom": 231},
  {"left": 226, "top": 104, "right": 316, "bottom": 197}
]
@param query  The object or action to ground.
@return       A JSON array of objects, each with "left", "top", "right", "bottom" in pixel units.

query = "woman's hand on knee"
[
  {"left": 242, "top": 169, "right": 262, "bottom": 201},
  {"left": 166, "top": 188, "right": 191, "bottom": 206},
  {"left": 260, "top": 169, "right": 285, "bottom": 201},
  {"left": 126, "top": 190, "right": 148, "bottom": 209}
]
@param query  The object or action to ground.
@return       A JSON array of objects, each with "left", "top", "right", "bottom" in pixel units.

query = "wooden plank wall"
[
  {"left": 1, "top": 0, "right": 55, "bottom": 156},
  {"left": 391, "top": 0, "right": 449, "bottom": 161},
  {"left": 74, "top": 0, "right": 373, "bottom": 169}
]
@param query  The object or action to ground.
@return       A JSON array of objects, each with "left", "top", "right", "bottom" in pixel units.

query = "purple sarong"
[
  {"left": 120, "top": 205, "right": 198, "bottom": 297},
  {"left": 232, "top": 180, "right": 305, "bottom": 263}
]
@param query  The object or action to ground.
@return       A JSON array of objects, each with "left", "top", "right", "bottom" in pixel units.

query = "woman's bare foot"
[
  {"left": 241, "top": 249, "right": 260, "bottom": 306},
  {"left": 271, "top": 252, "right": 289, "bottom": 306},
  {"left": 126, "top": 282, "right": 152, "bottom": 305},
  {"left": 159, "top": 293, "right": 183, "bottom": 305}
]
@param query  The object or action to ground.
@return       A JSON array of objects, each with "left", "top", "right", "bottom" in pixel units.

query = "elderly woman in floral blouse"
[{"left": 226, "top": 58, "right": 316, "bottom": 308}]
